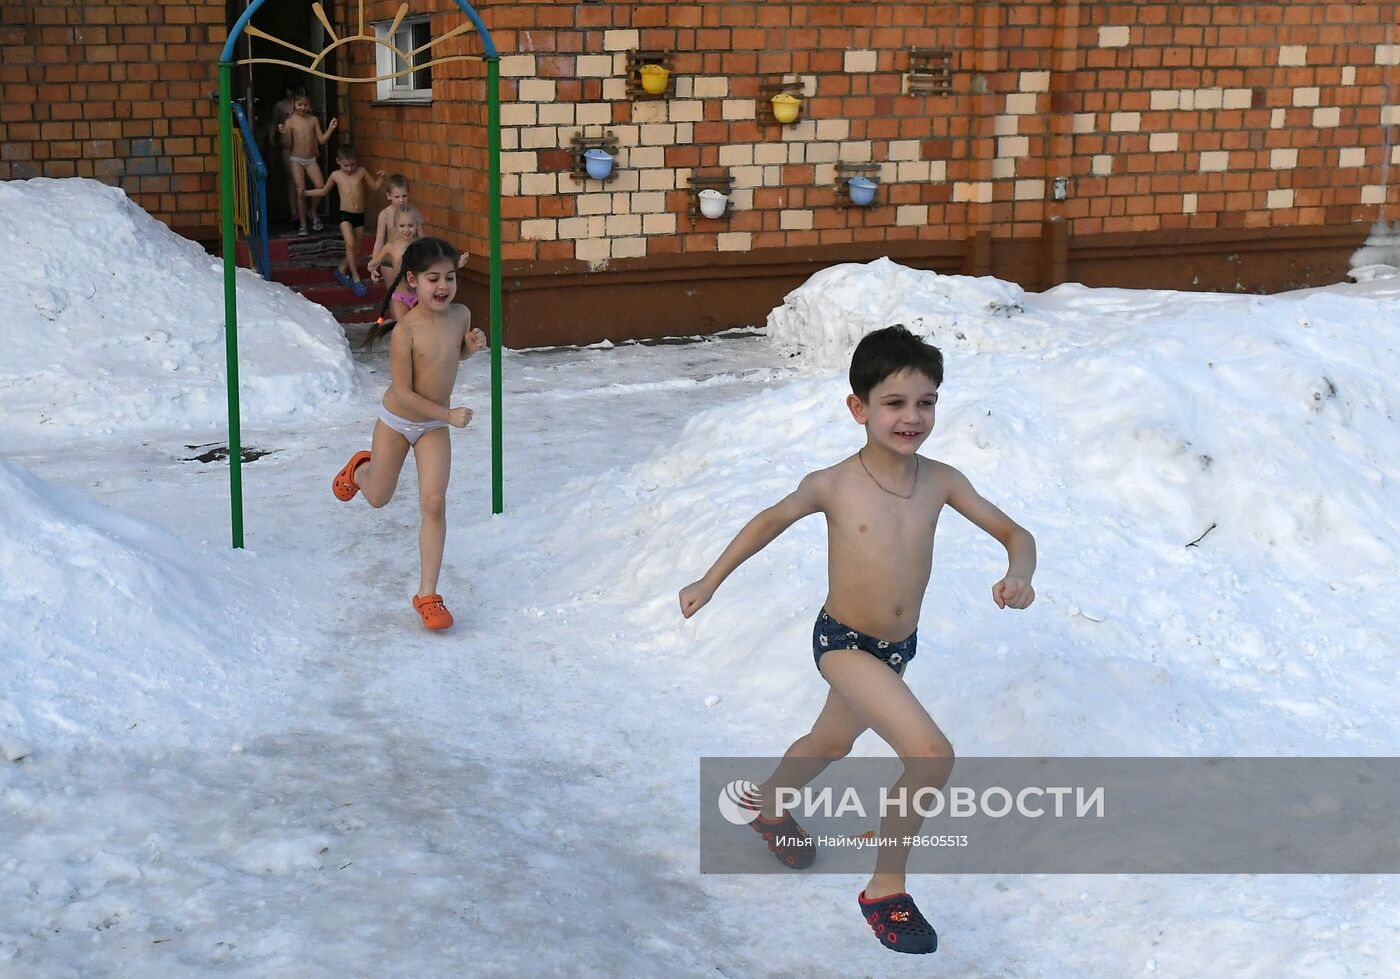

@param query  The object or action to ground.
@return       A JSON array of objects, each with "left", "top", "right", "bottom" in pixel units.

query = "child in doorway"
[
  {"left": 332, "top": 237, "right": 488, "bottom": 631},
  {"left": 266, "top": 76, "right": 303, "bottom": 223},
  {"left": 277, "top": 92, "right": 338, "bottom": 235},
  {"left": 303, "top": 144, "right": 387, "bottom": 297},
  {"left": 678, "top": 325, "right": 1037, "bottom": 956},
  {"left": 371, "top": 174, "right": 412, "bottom": 259}
]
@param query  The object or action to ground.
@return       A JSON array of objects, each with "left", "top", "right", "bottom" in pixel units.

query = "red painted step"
[{"left": 297, "top": 283, "right": 385, "bottom": 306}]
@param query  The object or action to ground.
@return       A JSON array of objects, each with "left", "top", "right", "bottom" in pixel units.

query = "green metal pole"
[
  {"left": 487, "top": 58, "right": 504, "bottom": 515},
  {"left": 218, "top": 63, "right": 245, "bottom": 548}
]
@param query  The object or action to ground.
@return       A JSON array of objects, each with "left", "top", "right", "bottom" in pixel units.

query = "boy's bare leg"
[
  {"left": 281, "top": 151, "right": 296, "bottom": 221},
  {"left": 757, "top": 687, "right": 868, "bottom": 819},
  {"left": 356, "top": 420, "right": 411, "bottom": 509},
  {"left": 819, "top": 650, "right": 954, "bottom": 899},
  {"left": 290, "top": 162, "right": 308, "bottom": 229},
  {"left": 410, "top": 427, "right": 451, "bottom": 596},
  {"left": 339, "top": 221, "right": 359, "bottom": 279}
]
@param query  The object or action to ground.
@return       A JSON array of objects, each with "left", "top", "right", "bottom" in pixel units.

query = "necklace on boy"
[{"left": 858, "top": 449, "right": 919, "bottom": 499}]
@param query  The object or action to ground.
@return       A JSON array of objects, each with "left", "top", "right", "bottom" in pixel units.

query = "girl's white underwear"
[{"left": 379, "top": 403, "right": 448, "bottom": 445}]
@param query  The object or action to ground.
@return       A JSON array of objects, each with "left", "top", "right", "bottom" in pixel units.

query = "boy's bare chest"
[{"left": 826, "top": 479, "right": 942, "bottom": 556}]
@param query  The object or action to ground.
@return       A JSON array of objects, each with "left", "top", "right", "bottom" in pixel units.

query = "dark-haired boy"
[{"left": 679, "top": 324, "right": 1037, "bottom": 955}]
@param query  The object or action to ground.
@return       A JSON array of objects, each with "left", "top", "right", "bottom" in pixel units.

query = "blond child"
[{"left": 371, "top": 174, "right": 412, "bottom": 258}]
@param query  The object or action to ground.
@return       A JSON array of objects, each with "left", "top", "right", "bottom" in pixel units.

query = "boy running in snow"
[{"left": 679, "top": 324, "right": 1037, "bottom": 955}]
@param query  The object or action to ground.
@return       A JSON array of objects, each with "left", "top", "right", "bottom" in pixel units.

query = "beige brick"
[
  {"left": 521, "top": 127, "right": 556, "bottom": 149},
  {"left": 629, "top": 146, "right": 665, "bottom": 169},
  {"left": 1199, "top": 150, "right": 1230, "bottom": 171},
  {"left": 754, "top": 142, "right": 787, "bottom": 165},
  {"left": 1342, "top": 66, "right": 1357, "bottom": 85},
  {"left": 896, "top": 204, "right": 928, "bottom": 226},
  {"left": 1362, "top": 184, "right": 1388, "bottom": 204},
  {"left": 577, "top": 102, "right": 612, "bottom": 126},
  {"left": 630, "top": 191, "right": 666, "bottom": 213},
  {"left": 521, "top": 218, "right": 556, "bottom": 241},
  {"left": 953, "top": 181, "right": 993, "bottom": 203},
  {"left": 501, "top": 104, "right": 537, "bottom": 127},
  {"left": 605, "top": 213, "right": 641, "bottom": 236},
  {"left": 673, "top": 76, "right": 694, "bottom": 98},
  {"left": 519, "top": 79, "right": 555, "bottom": 102},
  {"left": 603, "top": 29, "right": 639, "bottom": 52},
  {"left": 1150, "top": 90, "right": 1180, "bottom": 111},
  {"left": 814, "top": 163, "right": 838, "bottom": 185},
  {"left": 575, "top": 238, "right": 611, "bottom": 264},
  {"left": 643, "top": 212, "right": 677, "bottom": 235},
  {"left": 500, "top": 55, "right": 536, "bottom": 78},
  {"left": 612, "top": 237, "right": 647, "bottom": 259},
  {"left": 501, "top": 151, "right": 537, "bottom": 174},
  {"left": 577, "top": 194, "right": 612, "bottom": 216},
  {"left": 632, "top": 101, "right": 668, "bottom": 124},
  {"left": 888, "top": 139, "right": 922, "bottom": 161},
  {"left": 786, "top": 143, "right": 806, "bottom": 164},
  {"left": 1005, "top": 92, "right": 1038, "bottom": 114},
  {"left": 816, "top": 119, "right": 850, "bottom": 141},
  {"left": 539, "top": 104, "right": 575, "bottom": 125},
  {"left": 717, "top": 232, "right": 752, "bottom": 252},
  {"left": 1019, "top": 70, "right": 1051, "bottom": 93},
  {"left": 1339, "top": 147, "right": 1366, "bottom": 167},
  {"left": 1072, "top": 113, "right": 1096, "bottom": 134},
  {"left": 611, "top": 169, "right": 640, "bottom": 192},
  {"left": 844, "top": 49, "right": 878, "bottom": 73},
  {"left": 729, "top": 187, "right": 753, "bottom": 210},
  {"left": 807, "top": 142, "right": 839, "bottom": 164},
  {"left": 692, "top": 76, "right": 729, "bottom": 99},
  {"left": 994, "top": 114, "right": 1020, "bottom": 136},
  {"left": 1149, "top": 132, "right": 1178, "bottom": 152},
  {"left": 722, "top": 99, "right": 757, "bottom": 121},
  {"left": 719, "top": 144, "right": 754, "bottom": 167},
  {"left": 1182, "top": 193, "right": 1198, "bottom": 214},
  {"left": 603, "top": 78, "right": 628, "bottom": 101},
  {"left": 520, "top": 172, "right": 558, "bottom": 195},
  {"left": 1179, "top": 90, "right": 1196, "bottom": 111},
  {"left": 1223, "top": 89, "right": 1253, "bottom": 110},
  {"left": 1393, "top": 146, "right": 1400, "bottom": 166},
  {"left": 502, "top": 174, "right": 520, "bottom": 197},
  {"left": 1014, "top": 179, "right": 1045, "bottom": 200},
  {"left": 781, "top": 119, "right": 818, "bottom": 141},
  {"left": 608, "top": 191, "right": 632, "bottom": 213},
  {"left": 929, "top": 161, "right": 947, "bottom": 182},
  {"left": 780, "top": 208, "right": 814, "bottom": 230},
  {"left": 897, "top": 160, "right": 933, "bottom": 182},
  {"left": 1381, "top": 105, "right": 1400, "bottom": 125},
  {"left": 992, "top": 158, "right": 1016, "bottom": 179},
  {"left": 731, "top": 165, "right": 764, "bottom": 187},
  {"left": 639, "top": 169, "right": 676, "bottom": 191},
  {"left": 763, "top": 165, "right": 783, "bottom": 184},
  {"left": 501, "top": 129, "right": 519, "bottom": 150},
  {"left": 878, "top": 162, "right": 898, "bottom": 183},
  {"left": 1267, "top": 188, "right": 1294, "bottom": 209},
  {"left": 1279, "top": 45, "right": 1307, "bottom": 67},
  {"left": 1312, "top": 106, "right": 1340, "bottom": 127},
  {"left": 1271, "top": 108, "right": 1287, "bottom": 128},
  {"left": 1098, "top": 25, "right": 1131, "bottom": 48},
  {"left": 1270, "top": 147, "right": 1298, "bottom": 169},
  {"left": 669, "top": 101, "right": 705, "bottom": 123},
  {"left": 558, "top": 216, "right": 601, "bottom": 239},
  {"left": 576, "top": 55, "right": 614, "bottom": 78},
  {"left": 1293, "top": 86, "right": 1320, "bottom": 107},
  {"left": 639, "top": 123, "right": 677, "bottom": 145},
  {"left": 674, "top": 123, "right": 694, "bottom": 144},
  {"left": 1377, "top": 45, "right": 1400, "bottom": 65},
  {"left": 840, "top": 140, "right": 873, "bottom": 162},
  {"left": 998, "top": 135, "right": 1030, "bottom": 157},
  {"left": 1197, "top": 88, "right": 1224, "bottom": 109},
  {"left": 1091, "top": 154, "right": 1113, "bottom": 175}
]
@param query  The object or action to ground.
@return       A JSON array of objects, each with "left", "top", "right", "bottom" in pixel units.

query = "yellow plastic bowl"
[
  {"left": 771, "top": 92, "right": 801, "bottom": 124},
  {"left": 640, "top": 64, "right": 670, "bottom": 95}
]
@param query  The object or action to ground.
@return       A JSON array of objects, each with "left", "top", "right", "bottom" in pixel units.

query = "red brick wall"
[{"left": 0, "top": 0, "right": 224, "bottom": 235}]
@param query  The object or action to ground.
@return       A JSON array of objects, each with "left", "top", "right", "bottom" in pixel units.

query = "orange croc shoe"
[
  {"left": 413, "top": 593, "right": 454, "bottom": 630},
  {"left": 332, "top": 450, "right": 371, "bottom": 501}
]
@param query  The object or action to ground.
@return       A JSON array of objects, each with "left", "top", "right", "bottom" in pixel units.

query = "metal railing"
[{"left": 230, "top": 102, "right": 271, "bottom": 280}]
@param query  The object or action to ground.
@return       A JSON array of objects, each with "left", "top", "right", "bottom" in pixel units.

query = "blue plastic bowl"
[
  {"left": 848, "top": 176, "right": 878, "bottom": 206},
  {"left": 584, "top": 148, "right": 614, "bottom": 180}
]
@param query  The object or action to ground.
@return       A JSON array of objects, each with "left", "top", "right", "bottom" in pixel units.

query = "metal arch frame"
[{"left": 218, "top": 0, "right": 504, "bottom": 548}]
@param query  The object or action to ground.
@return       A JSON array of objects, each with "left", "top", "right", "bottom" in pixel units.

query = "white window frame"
[{"left": 374, "top": 16, "right": 433, "bottom": 103}]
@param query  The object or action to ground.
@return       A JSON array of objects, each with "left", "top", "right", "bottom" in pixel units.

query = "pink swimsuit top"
[{"left": 392, "top": 291, "right": 418, "bottom": 310}]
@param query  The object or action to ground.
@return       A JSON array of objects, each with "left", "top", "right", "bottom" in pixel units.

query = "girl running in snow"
[{"left": 332, "top": 237, "right": 487, "bottom": 630}]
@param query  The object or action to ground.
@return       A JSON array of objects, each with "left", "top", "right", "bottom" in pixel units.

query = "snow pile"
[
  {"left": 0, "top": 178, "right": 358, "bottom": 436},
  {"left": 1349, "top": 218, "right": 1400, "bottom": 281},
  {"left": 0, "top": 460, "right": 297, "bottom": 750},
  {"left": 505, "top": 264, "right": 1400, "bottom": 754},
  {"left": 766, "top": 256, "right": 1026, "bottom": 369}
]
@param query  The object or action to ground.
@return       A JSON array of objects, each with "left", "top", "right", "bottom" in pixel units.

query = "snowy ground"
[{"left": 3, "top": 182, "right": 1399, "bottom": 977}]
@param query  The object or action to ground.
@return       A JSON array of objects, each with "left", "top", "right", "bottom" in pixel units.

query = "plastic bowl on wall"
[
  {"left": 640, "top": 64, "right": 670, "bottom": 95},
  {"left": 583, "top": 148, "right": 614, "bottom": 180},
  {"left": 697, "top": 189, "right": 728, "bottom": 218},
  {"left": 848, "top": 176, "right": 878, "bottom": 206},
  {"left": 771, "top": 92, "right": 802, "bottom": 124}
]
